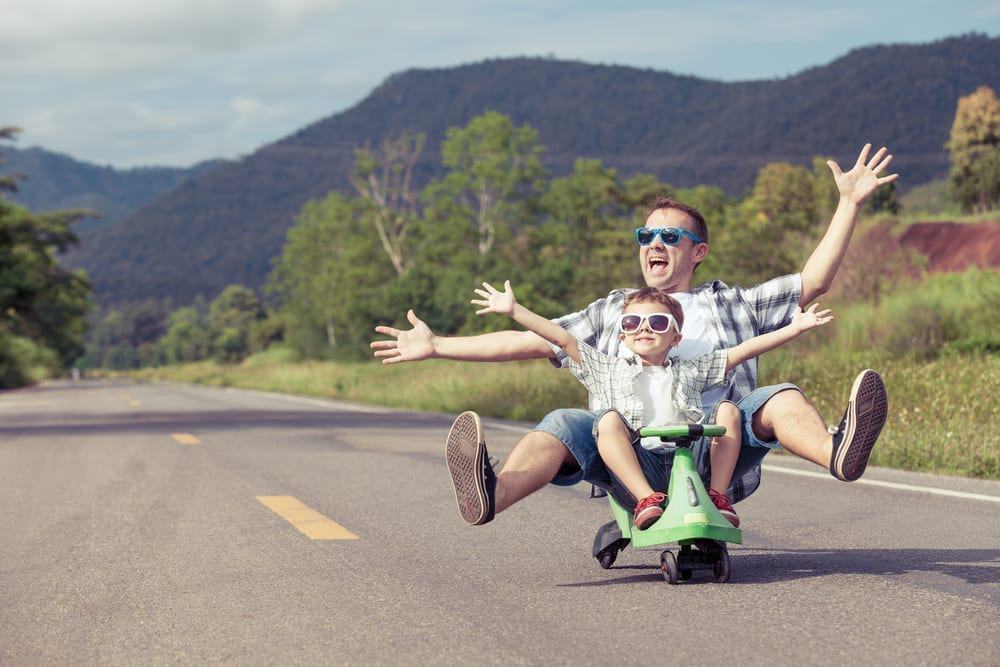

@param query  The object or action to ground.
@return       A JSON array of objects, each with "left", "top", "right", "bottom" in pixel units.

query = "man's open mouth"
[{"left": 648, "top": 256, "right": 669, "bottom": 273}]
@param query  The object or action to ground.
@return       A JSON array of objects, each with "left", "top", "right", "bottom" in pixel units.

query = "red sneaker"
[
  {"left": 633, "top": 492, "right": 667, "bottom": 530},
  {"left": 708, "top": 489, "right": 740, "bottom": 527}
]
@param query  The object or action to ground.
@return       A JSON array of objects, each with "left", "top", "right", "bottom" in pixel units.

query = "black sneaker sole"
[
  {"left": 831, "top": 369, "right": 888, "bottom": 482},
  {"left": 446, "top": 411, "right": 490, "bottom": 525}
]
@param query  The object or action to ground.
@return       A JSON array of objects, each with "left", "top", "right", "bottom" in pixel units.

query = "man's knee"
[
  {"left": 750, "top": 388, "right": 806, "bottom": 442},
  {"left": 515, "top": 429, "right": 575, "bottom": 466}
]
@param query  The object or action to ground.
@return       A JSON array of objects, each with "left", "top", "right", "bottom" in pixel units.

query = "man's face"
[{"left": 638, "top": 208, "right": 708, "bottom": 291}]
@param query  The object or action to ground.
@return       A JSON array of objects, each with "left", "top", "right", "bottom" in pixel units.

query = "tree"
[
  {"left": 207, "top": 285, "right": 264, "bottom": 363},
  {"left": 429, "top": 111, "right": 545, "bottom": 267},
  {"left": 158, "top": 306, "right": 211, "bottom": 363},
  {"left": 351, "top": 131, "right": 425, "bottom": 276},
  {"left": 269, "top": 192, "right": 392, "bottom": 358},
  {"left": 947, "top": 86, "right": 1000, "bottom": 212},
  {"left": 711, "top": 162, "right": 819, "bottom": 285}
]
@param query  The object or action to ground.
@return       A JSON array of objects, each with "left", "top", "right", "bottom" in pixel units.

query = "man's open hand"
[
  {"left": 370, "top": 309, "right": 436, "bottom": 364},
  {"left": 472, "top": 280, "right": 516, "bottom": 317},
  {"left": 827, "top": 143, "right": 899, "bottom": 205}
]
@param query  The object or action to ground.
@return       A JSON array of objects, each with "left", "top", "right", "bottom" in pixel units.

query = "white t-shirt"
[
  {"left": 668, "top": 291, "right": 727, "bottom": 410},
  {"left": 635, "top": 363, "right": 681, "bottom": 449}
]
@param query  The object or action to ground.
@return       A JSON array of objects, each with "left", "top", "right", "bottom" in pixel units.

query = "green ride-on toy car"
[{"left": 592, "top": 423, "right": 741, "bottom": 584}]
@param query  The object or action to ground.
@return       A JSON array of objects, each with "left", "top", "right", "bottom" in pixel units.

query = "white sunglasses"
[{"left": 617, "top": 312, "right": 679, "bottom": 334}]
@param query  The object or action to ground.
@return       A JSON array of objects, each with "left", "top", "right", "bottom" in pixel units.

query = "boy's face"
[
  {"left": 639, "top": 208, "right": 708, "bottom": 291},
  {"left": 619, "top": 300, "right": 681, "bottom": 365}
]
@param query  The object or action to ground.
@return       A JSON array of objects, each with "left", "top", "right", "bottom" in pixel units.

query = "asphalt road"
[{"left": 1, "top": 380, "right": 998, "bottom": 664}]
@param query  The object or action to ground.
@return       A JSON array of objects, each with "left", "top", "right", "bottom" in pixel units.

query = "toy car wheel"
[
  {"left": 598, "top": 549, "right": 617, "bottom": 569},
  {"left": 713, "top": 548, "right": 731, "bottom": 583},
  {"left": 660, "top": 550, "right": 679, "bottom": 585}
]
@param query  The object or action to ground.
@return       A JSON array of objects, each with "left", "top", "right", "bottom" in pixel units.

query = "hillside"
[
  {"left": 3, "top": 146, "right": 223, "bottom": 232},
  {"left": 66, "top": 34, "right": 1000, "bottom": 305}
]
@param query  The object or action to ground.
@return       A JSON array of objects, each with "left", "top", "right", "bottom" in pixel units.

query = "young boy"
[{"left": 472, "top": 280, "right": 832, "bottom": 529}]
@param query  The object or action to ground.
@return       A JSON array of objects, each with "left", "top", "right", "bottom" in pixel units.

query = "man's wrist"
[
  {"left": 428, "top": 335, "right": 441, "bottom": 359},
  {"left": 839, "top": 195, "right": 862, "bottom": 211}
]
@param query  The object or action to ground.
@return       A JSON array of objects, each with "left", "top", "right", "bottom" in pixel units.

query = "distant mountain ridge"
[
  {"left": 67, "top": 34, "right": 1000, "bottom": 305},
  {"left": 3, "top": 146, "right": 223, "bottom": 232}
]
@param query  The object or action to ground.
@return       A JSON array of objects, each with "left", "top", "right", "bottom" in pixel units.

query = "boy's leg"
[
  {"left": 709, "top": 401, "right": 741, "bottom": 495},
  {"left": 596, "top": 411, "right": 657, "bottom": 501}
]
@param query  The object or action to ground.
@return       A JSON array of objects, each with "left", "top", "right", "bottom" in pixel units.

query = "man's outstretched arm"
[
  {"left": 371, "top": 309, "right": 553, "bottom": 364},
  {"left": 799, "top": 143, "right": 899, "bottom": 306}
]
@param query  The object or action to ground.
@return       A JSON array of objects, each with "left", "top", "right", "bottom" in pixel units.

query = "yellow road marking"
[
  {"left": 171, "top": 433, "right": 201, "bottom": 445},
  {"left": 256, "top": 496, "right": 360, "bottom": 540},
  {"left": 128, "top": 399, "right": 141, "bottom": 407}
]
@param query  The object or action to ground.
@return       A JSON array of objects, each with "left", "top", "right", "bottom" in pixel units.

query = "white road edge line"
[
  {"left": 218, "top": 386, "right": 390, "bottom": 414},
  {"left": 762, "top": 464, "right": 1000, "bottom": 504}
]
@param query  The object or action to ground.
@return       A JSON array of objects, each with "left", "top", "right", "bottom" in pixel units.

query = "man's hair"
[
  {"left": 622, "top": 287, "right": 685, "bottom": 330},
  {"left": 646, "top": 197, "right": 709, "bottom": 245}
]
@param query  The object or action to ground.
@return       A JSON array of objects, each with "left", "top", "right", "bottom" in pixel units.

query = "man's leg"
[
  {"left": 494, "top": 430, "right": 576, "bottom": 514},
  {"left": 445, "top": 408, "right": 599, "bottom": 525},
  {"left": 750, "top": 370, "right": 888, "bottom": 481}
]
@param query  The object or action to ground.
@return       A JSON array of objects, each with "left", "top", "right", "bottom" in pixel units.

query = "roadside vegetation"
[{"left": 132, "top": 269, "right": 999, "bottom": 479}]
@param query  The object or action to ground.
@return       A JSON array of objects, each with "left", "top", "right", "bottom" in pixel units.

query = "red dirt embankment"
[{"left": 899, "top": 221, "right": 1000, "bottom": 272}]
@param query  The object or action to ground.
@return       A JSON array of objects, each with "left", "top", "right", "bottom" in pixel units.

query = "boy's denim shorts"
[{"left": 532, "top": 383, "right": 800, "bottom": 510}]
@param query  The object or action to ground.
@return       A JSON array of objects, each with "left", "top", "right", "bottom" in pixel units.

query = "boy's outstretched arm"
[
  {"left": 472, "top": 281, "right": 581, "bottom": 364},
  {"left": 800, "top": 143, "right": 899, "bottom": 306},
  {"left": 725, "top": 304, "right": 833, "bottom": 370},
  {"left": 371, "top": 309, "right": 552, "bottom": 364}
]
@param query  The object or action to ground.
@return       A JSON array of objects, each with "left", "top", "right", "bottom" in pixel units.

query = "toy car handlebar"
[{"left": 638, "top": 424, "right": 726, "bottom": 441}]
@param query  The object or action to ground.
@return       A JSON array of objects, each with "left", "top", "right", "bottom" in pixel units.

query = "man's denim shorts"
[{"left": 533, "top": 383, "right": 800, "bottom": 509}]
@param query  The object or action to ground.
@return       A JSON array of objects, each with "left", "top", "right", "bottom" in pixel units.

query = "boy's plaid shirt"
[
  {"left": 567, "top": 341, "right": 730, "bottom": 436},
  {"left": 549, "top": 273, "right": 802, "bottom": 500}
]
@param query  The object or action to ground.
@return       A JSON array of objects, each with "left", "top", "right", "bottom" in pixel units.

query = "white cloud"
[{"left": 0, "top": 0, "right": 347, "bottom": 76}]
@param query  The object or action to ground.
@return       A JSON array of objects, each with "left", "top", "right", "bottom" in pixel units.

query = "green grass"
[
  {"left": 130, "top": 269, "right": 1000, "bottom": 480},
  {"left": 132, "top": 349, "right": 998, "bottom": 480}
]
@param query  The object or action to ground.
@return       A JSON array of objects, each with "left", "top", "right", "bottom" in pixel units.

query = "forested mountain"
[
  {"left": 66, "top": 34, "right": 1000, "bottom": 305},
  {"left": 4, "top": 146, "right": 223, "bottom": 232}
]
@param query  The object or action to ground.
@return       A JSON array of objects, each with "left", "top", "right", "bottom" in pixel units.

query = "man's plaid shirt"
[
  {"left": 567, "top": 341, "right": 730, "bottom": 441},
  {"left": 550, "top": 273, "right": 802, "bottom": 500}
]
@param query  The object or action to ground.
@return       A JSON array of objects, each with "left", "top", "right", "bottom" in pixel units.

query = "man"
[{"left": 371, "top": 144, "right": 897, "bottom": 526}]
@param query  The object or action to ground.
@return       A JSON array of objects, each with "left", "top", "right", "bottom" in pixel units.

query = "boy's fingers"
[
  {"left": 827, "top": 160, "right": 843, "bottom": 178},
  {"left": 878, "top": 173, "right": 899, "bottom": 185},
  {"left": 866, "top": 146, "right": 887, "bottom": 169},
  {"left": 873, "top": 154, "right": 893, "bottom": 174},
  {"left": 855, "top": 143, "right": 872, "bottom": 169}
]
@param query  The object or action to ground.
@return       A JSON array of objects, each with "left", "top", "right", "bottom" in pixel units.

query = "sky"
[{"left": 3, "top": 0, "right": 998, "bottom": 169}]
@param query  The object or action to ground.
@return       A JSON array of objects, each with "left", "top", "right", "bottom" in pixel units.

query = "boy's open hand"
[
  {"left": 472, "top": 280, "right": 516, "bottom": 317},
  {"left": 827, "top": 143, "right": 899, "bottom": 206},
  {"left": 791, "top": 303, "right": 834, "bottom": 333}
]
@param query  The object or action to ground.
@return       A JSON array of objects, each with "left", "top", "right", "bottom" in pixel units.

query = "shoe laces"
[
  {"left": 636, "top": 492, "right": 667, "bottom": 511},
  {"left": 708, "top": 488, "right": 733, "bottom": 511}
]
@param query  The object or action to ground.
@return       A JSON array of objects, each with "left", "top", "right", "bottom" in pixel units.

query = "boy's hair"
[
  {"left": 647, "top": 197, "right": 709, "bottom": 245},
  {"left": 622, "top": 287, "right": 685, "bottom": 330}
]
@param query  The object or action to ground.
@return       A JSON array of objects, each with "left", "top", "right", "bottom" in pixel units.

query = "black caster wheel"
[
  {"left": 660, "top": 550, "right": 679, "bottom": 585},
  {"left": 713, "top": 547, "right": 731, "bottom": 583},
  {"left": 598, "top": 549, "right": 617, "bottom": 569},
  {"left": 680, "top": 568, "right": 693, "bottom": 580}
]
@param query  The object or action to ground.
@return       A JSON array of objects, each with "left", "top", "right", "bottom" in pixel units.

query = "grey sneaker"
[
  {"left": 445, "top": 411, "right": 496, "bottom": 525},
  {"left": 830, "top": 369, "right": 888, "bottom": 481}
]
